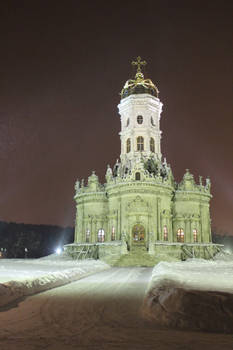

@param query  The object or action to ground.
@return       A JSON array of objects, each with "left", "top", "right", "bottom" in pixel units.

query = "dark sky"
[{"left": 0, "top": 1, "right": 232, "bottom": 234}]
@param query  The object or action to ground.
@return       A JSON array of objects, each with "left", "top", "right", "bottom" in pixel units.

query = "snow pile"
[
  {"left": 143, "top": 259, "right": 233, "bottom": 333},
  {"left": 0, "top": 255, "right": 110, "bottom": 308},
  {"left": 214, "top": 250, "right": 233, "bottom": 262}
]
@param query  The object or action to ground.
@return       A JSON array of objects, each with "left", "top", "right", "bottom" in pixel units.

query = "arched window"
[
  {"left": 137, "top": 115, "right": 143, "bottom": 124},
  {"left": 151, "top": 117, "right": 155, "bottom": 126},
  {"left": 86, "top": 229, "right": 90, "bottom": 242},
  {"left": 126, "top": 138, "right": 131, "bottom": 153},
  {"left": 126, "top": 118, "right": 130, "bottom": 127},
  {"left": 137, "top": 136, "right": 144, "bottom": 151},
  {"left": 163, "top": 225, "right": 168, "bottom": 241},
  {"left": 111, "top": 227, "right": 115, "bottom": 241},
  {"left": 97, "top": 229, "right": 105, "bottom": 242},
  {"left": 150, "top": 138, "right": 155, "bottom": 152},
  {"left": 177, "top": 228, "right": 184, "bottom": 243},
  {"left": 135, "top": 172, "right": 141, "bottom": 181},
  {"left": 193, "top": 229, "right": 198, "bottom": 242}
]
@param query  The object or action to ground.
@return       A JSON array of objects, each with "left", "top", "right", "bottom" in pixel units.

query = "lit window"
[
  {"left": 151, "top": 117, "right": 155, "bottom": 126},
  {"left": 135, "top": 172, "right": 141, "bottom": 181},
  {"left": 177, "top": 228, "right": 184, "bottom": 243},
  {"left": 137, "top": 115, "right": 143, "bottom": 124},
  {"left": 137, "top": 136, "right": 144, "bottom": 151},
  {"left": 86, "top": 229, "right": 90, "bottom": 242},
  {"left": 126, "top": 118, "right": 130, "bottom": 127},
  {"left": 126, "top": 138, "right": 131, "bottom": 153},
  {"left": 193, "top": 229, "right": 198, "bottom": 242},
  {"left": 111, "top": 227, "right": 115, "bottom": 241},
  {"left": 163, "top": 225, "right": 168, "bottom": 241},
  {"left": 150, "top": 138, "right": 155, "bottom": 152},
  {"left": 97, "top": 229, "right": 105, "bottom": 242}
]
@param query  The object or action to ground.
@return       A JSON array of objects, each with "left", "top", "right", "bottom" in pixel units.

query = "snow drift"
[
  {"left": 0, "top": 255, "right": 110, "bottom": 308},
  {"left": 143, "top": 258, "right": 233, "bottom": 333}
]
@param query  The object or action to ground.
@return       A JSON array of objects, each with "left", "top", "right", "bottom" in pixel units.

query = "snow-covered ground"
[
  {"left": 143, "top": 256, "right": 233, "bottom": 333},
  {"left": 0, "top": 266, "right": 232, "bottom": 350},
  {"left": 0, "top": 254, "right": 110, "bottom": 307},
  {"left": 0, "top": 253, "right": 233, "bottom": 347}
]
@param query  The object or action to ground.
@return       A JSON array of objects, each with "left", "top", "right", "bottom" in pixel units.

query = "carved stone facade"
[
  {"left": 74, "top": 167, "right": 212, "bottom": 249},
  {"left": 65, "top": 58, "right": 221, "bottom": 265}
]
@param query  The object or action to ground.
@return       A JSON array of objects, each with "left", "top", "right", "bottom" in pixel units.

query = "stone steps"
[{"left": 114, "top": 245, "right": 158, "bottom": 267}]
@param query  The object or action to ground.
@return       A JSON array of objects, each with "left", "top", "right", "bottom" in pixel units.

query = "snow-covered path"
[{"left": 0, "top": 267, "right": 232, "bottom": 350}]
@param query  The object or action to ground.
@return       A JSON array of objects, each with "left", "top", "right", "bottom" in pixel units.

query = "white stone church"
[{"left": 65, "top": 57, "right": 222, "bottom": 266}]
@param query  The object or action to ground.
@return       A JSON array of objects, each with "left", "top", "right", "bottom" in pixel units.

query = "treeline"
[
  {"left": 212, "top": 230, "right": 233, "bottom": 252},
  {"left": 0, "top": 221, "right": 74, "bottom": 258},
  {"left": 0, "top": 221, "right": 231, "bottom": 259}
]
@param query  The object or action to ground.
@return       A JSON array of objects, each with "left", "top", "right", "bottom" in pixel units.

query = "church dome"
[{"left": 120, "top": 57, "right": 159, "bottom": 100}]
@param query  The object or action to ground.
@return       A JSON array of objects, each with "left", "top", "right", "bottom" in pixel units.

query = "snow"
[
  {"left": 0, "top": 267, "right": 232, "bottom": 350},
  {"left": 147, "top": 258, "right": 233, "bottom": 293},
  {"left": 0, "top": 254, "right": 110, "bottom": 308},
  {"left": 1, "top": 253, "right": 233, "bottom": 341},
  {"left": 143, "top": 257, "right": 233, "bottom": 333}
]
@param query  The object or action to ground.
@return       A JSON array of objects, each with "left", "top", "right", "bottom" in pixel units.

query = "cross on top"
[{"left": 132, "top": 56, "right": 147, "bottom": 73}]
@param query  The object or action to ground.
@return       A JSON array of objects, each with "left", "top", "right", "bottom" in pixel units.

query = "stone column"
[
  {"left": 83, "top": 220, "right": 86, "bottom": 242},
  {"left": 168, "top": 217, "right": 172, "bottom": 242},
  {"left": 93, "top": 220, "right": 97, "bottom": 242},
  {"left": 197, "top": 221, "right": 200, "bottom": 243},
  {"left": 188, "top": 220, "right": 192, "bottom": 242},
  {"left": 184, "top": 220, "right": 188, "bottom": 243},
  {"left": 90, "top": 217, "right": 93, "bottom": 243},
  {"left": 148, "top": 232, "right": 155, "bottom": 255},
  {"left": 74, "top": 210, "right": 79, "bottom": 243},
  {"left": 199, "top": 204, "right": 203, "bottom": 243},
  {"left": 190, "top": 220, "right": 193, "bottom": 243},
  {"left": 117, "top": 209, "right": 120, "bottom": 240},
  {"left": 108, "top": 219, "right": 111, "bottom": 241},
  {"left": 157, "top": 198, "right": 161, "bottom": 240},
  {"left": 119, "top": 199, "right": 122, "bottom": 239}
]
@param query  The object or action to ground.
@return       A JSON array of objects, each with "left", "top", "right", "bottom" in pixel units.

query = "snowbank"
[
  {"left": 143, "top": 258, "right": 233, "bottom": 333},
  {"left": 0, "top": 255, "right": 110, "bottom": 308}
]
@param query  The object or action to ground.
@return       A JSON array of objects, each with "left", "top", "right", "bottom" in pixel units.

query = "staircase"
[{"left": 115, "top": 245, "right": 158, "bottom": 267}]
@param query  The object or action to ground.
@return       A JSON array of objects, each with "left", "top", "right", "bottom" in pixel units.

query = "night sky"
[{"left": 0, "top": 1, "right": 232, "bottom": 235}]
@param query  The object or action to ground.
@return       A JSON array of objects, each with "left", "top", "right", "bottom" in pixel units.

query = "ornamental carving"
[{"left": 127, "top": 196, "right": 149, "bottom": 213}]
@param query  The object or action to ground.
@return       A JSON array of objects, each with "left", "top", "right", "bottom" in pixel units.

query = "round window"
[{"left": 137, "top": 115, "right": 143, "bottom": 124}]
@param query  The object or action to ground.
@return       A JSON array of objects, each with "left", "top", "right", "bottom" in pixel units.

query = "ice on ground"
[
  {"left": 143, "top": 258, "right": 233, "bottom": 333},
  {"left": 0, "top": 255, "right": 110, "bottom": 307}
]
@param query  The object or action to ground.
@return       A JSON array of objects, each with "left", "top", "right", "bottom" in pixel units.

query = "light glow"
[{"left": 55, "top": 247, "right": 62, "bottom": 255}]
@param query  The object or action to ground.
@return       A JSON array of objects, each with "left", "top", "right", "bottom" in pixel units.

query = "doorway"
[{"left": 132, "top": 224, "right": 145, "bottom": 243}]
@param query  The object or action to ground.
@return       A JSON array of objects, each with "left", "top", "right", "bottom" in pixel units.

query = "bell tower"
[{"left": 118, "top": 57, "right": 163, "bottom": 171}]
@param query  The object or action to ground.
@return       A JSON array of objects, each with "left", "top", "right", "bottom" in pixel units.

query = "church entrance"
[{"left": 132, "top": 224, "right": 145, "bottom": 244}]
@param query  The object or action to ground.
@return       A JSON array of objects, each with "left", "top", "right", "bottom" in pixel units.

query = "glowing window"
[
  {"left": 193, "top": 229, "right": 198, "bottom": 242},
  {"left": 150, "top": 138, "right": 155, "bottom": 152},
  {"left": 111, "top": 227, "right": 115, "bottom": 241},
  {"left": 126, "top": 138, "right": 131, "bottom": 153},
  {"left": 126, "top": 118, "right": 130, "bottom": 127},
  {"left": 137, "top": 115, "right": 143, "bottom": 124},
  {"left": 97, "top": 229, "right": 105, "bottom": 242},
  {"left": 151, "top": 117, "right": 155, "bottom": 126},
  {"left": 135, "top": 172, "right": 141, "bottom": 181},
  {"left": 163, "top": 225, "right": 168, "bottom": 241},
  {"left": 137, "top": 136, "right": 144, "bottom": 151},
  {"left": 86, "top": 229, "right": 90, "bottom": 242},
  {"left": 177, "top": 228, "right": 184, "bottom": 243}
]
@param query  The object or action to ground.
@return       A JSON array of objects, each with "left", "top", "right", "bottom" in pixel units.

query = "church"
[{"left": 65, "top": 57, "right": 221, "bottom": 266}]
